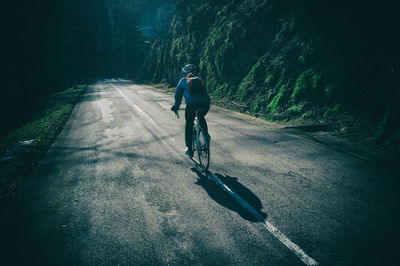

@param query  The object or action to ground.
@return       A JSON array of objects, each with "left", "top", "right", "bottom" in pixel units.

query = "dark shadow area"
[
  {"left": 192, "top": 168, "right": 267, "bottom": 222},
  {"left": 0, "top": 198, "right": 30, "bottom": 265}
]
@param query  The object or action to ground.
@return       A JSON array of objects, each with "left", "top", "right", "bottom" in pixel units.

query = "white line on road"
[
  {"left": 205, "top": 172, "right": 318, "bottom": 265},
  {"left": 110, "top": 80, "right": 318, "bottom": 265},
  {"left": 110, "top": 82, "right": 180, "bottom": 157},
  {"left": 263, "top": 220, "right": 318, "bottom": 265}
]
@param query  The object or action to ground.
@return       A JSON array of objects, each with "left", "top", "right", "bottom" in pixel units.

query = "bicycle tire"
[
  {"left": 191, "top": 126, "right": 196, "bottom": 158},
  {"left": 197, "top": 129, "right": 210, "bottom": 170}
]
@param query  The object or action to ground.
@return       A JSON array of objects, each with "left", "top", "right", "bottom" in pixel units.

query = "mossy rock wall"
[{"left": 138, "top": 0, "right": 400, "bottom": 153}]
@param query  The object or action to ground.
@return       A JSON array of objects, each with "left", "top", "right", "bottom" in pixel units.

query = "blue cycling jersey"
[{"left": 174, "top": 77, "right": 210, "bottom": 109}]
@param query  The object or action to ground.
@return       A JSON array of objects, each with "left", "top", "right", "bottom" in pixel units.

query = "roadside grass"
[{"left": 0, "top": 85, "right": 87, "bottom": 200}]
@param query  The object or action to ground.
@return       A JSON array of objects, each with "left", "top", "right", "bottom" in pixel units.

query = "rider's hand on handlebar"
[{"left": 171, "top": 105, "right": 178, "bottom": 112}]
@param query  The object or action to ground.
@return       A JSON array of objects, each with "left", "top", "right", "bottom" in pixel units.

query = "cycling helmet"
[{"left": 182, "top": 64, "right": 195, "bottom": 76}]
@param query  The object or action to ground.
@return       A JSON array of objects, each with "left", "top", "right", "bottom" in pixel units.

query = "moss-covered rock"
[{"left": 138, "top": 0, "right": 400, "bottom": 154}]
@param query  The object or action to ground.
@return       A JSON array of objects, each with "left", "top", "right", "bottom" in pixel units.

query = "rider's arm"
[{"left": 173, "top": 78, "right": 185, "bottom": 109}]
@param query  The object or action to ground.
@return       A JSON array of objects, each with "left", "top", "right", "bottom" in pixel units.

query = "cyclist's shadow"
[{"left": 192, "top": 168, "right": 267, "bottom": 222}]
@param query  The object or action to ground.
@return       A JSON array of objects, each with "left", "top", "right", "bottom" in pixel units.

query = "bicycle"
[{"left": 174, "top": 108, "right": 210, "bottom": 170}]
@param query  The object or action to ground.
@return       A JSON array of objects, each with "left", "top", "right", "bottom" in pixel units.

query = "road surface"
[{"left": 3, "top": 79, "right": 399, "bottom": 265}]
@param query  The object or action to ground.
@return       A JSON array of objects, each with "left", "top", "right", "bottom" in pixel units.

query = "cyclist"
[{"left": 171, "top": 64, "right": 211, "bottom": 157}]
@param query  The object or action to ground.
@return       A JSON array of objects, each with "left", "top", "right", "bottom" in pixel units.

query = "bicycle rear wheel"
[
  {"left": 197, "top": 129, "right": 210, "bottom": 170},
  {"left": 191, "top": 126, "right": 196, "bottom": 158}
]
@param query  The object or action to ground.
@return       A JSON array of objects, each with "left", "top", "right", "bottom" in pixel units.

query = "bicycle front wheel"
[{"left": 197, "top": 129, "right": 210, "bottom": 170}]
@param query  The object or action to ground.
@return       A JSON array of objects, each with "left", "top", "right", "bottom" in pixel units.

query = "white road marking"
[
  {"left": 109, "top": 80, "right": 318, "bottom": 266},
  {"left": 263, "top": 221, "right": 318, "bottom": 266},
  {"left": 109, "top": 82, "right": 180, "bottom": 157},
  {"left": 206, "top": 172, "right": 318, "bottom": 266}
]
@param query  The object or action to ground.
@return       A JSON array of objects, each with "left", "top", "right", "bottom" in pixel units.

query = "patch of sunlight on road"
[
  {"left": 97, "top": 98, "right": 115, "bottom": 123},
  {"left": 231, "top": 149, "right": 268, "bottom": 167},
  {"left": 100, "top": 125, "right": 152, "bottom": 147}
]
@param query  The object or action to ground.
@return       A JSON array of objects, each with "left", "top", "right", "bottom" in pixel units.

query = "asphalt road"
[{"left": 2, "top": 79, "right": 399, "bottom": 265}]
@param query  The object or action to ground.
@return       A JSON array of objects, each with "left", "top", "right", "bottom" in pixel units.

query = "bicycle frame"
[
  {"left": 194, "top": 114, "right": 201, "bottom": 152},
  {"left": 175, "top": 108, "right": 210, "bottom": 169}
]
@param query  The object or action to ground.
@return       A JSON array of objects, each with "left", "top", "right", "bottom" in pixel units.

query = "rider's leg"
[
  {"left": 185, "top": 104, "right": 196, "bottom": 152},
  {"left": 198, "top": 103, "right": 210, "bottom": 134}
]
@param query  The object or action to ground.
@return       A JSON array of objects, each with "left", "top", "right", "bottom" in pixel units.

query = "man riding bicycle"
[{"left": 171, "top": 64, "right": 211, "bottom": 158}]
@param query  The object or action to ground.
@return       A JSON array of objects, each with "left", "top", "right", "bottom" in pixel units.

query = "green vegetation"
[
  {"left": 0, "top": 85, "right": 86, "bottom": 200},
  {"left": 292, "top": 69, "right": 312, "bottom": 102},
  {"left": 324, "top": 104, "right": 342, "bottom": 117},
  {"left": 139, "top": 0, "right": 400, "bottom": 155},
  {"left": 268, "top": 83, "right": 290, "bottom": 114}
]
